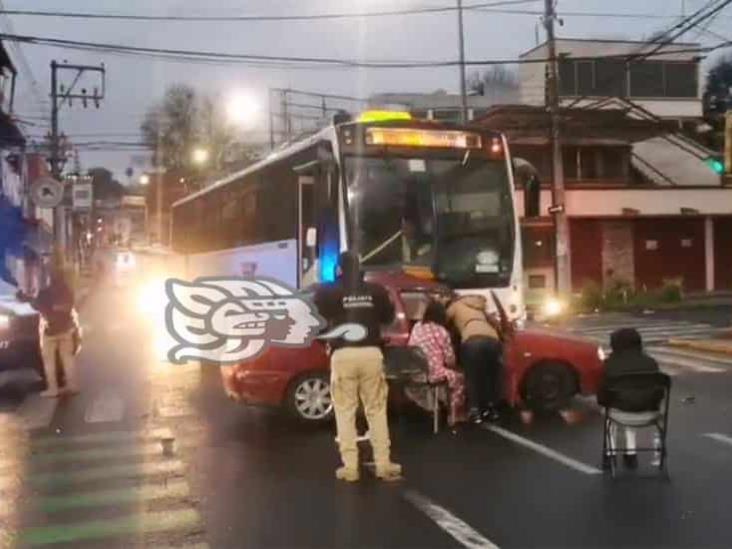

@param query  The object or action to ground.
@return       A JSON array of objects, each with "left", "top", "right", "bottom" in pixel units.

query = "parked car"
[
  {"left": 222, "top": 272, "right": 605, "bottom": 423},
  {"left": 0, "top": 279, "right": 44, "bottom": 391}
]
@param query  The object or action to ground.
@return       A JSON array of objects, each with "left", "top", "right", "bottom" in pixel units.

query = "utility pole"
[
  {"left": 49, "top": 61, "right": 106, "bottom": 261},
  {"left": 268, "top": 88, "right": 275, "bottom": 150},
  {"left": 544, "top": 0, "right": 571, "bottom": 295},
  {"left": 457, "top": 0, "right": 468, "bottom": 124}
]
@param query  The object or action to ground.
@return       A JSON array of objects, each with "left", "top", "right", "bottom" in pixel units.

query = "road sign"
[
  {"left": 30, "top": 176, "right": 64, "bottom": 208},
  {"left": 72, "top": 182, "right": 93, "bottom": 210}
]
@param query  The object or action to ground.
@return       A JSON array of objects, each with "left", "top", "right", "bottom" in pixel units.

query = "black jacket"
[
  {"left": 313, "top": 279, "right": 395, "bottom": 352},
  {"left": 597, "top": 350, "right": 663, "bottom": 412}
]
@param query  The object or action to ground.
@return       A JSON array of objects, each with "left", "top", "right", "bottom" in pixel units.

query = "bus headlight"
[
  {"left": 541, "top": 297, "right": 565, "bottom": 318},
  {"left": 0, "top": 314, "right": 10, "bottom": 331}
]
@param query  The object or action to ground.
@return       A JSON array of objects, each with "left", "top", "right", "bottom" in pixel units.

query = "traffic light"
[{"left": 705, "top": 156, "right": 725, "bottom": 175}]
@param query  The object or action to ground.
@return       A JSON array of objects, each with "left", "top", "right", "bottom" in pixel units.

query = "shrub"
[
  {"left": 659, "top": 278, "right": 683, "bottom": 303},
  {"left": 604, "top": 279, "right": 634, "bottom": 308},
  {"left": 579, "top": 281, "right": 603, "bottom": 311}
]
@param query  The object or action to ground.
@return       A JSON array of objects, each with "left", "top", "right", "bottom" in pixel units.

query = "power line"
[
  {"left": 0, "top": 1, "right": 539, "bottom": 22},
  {"left": 1, "top": 32, "right": 727, "bottom": 71}
]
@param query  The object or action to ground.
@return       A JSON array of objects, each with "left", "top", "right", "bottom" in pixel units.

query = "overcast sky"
[{"left": 6, "top": 0, "right": 731, "bottom": 181}]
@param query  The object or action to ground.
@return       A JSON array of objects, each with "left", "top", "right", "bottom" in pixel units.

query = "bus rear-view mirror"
[{"left": 512, "top": 157, "right": 541, "bottom": 219}]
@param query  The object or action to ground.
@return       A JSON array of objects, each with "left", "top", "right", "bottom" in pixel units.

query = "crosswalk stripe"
[
  {"left": 27, "top": 459, "right": 185, "bottom": 489},
  {"left": 19, "top": 508, "right": 203, "bottom": 546},
  {"left": 576, "top": 324, "right": 714, "bottom": 337},
  {"left": 32, "top": 428, "right": 173, "bottom": 449},
  {"left": 648, "top": 350, "right": 726, "bottom": 373},
  {"left": 650, "top": 347, "right": 732, "bottom": 367},
  {"left": 84, "top": 391, "right": 125, "bottom": 423},
  {"left": 38, "top": 480, "right": 190, "bottom": 513},
  {"left": 16, "top": 394, "right": 58, "bottom": 431},
  {"left": 29, "top": 442, "right": 180, "bottom": 467}
]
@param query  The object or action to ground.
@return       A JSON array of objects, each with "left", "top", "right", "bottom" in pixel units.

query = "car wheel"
[
  {"left": 286, "top": 372, "right": 334, "bottom": 423},
  {"left": 523, "top": 362, "right": 577, "bottom": 413}
]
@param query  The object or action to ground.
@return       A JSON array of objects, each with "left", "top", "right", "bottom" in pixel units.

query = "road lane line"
[
  {"left": 33, "top": 428, "right": 173, "bottom": 448},
  {"left": 16, "top": 393, "right": 58, "bottom": 430},
  {"left": 485, "top": 426, "right": 602, "bottom": 475},
  {"left": 38, "top": 480, "right": 190, "bottom": 513},
  {"left": 403, "top": 490, "right": 499, "bottom": 549},
  {"left": 20, "top": 508, "right": 203, "bottom": 546},
  {"left": 84, "top": 390, "right": 125, "bottom": 423},
  {"left": 703, "top": 433, "right": 732, "bottom": 447}
]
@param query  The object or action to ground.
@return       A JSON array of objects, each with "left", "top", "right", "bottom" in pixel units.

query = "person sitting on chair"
[
  {"left": 407, "top": 299, "right": 467, "bottom": 427},
  {"left": 597, "top": 328, "right": 662, "bottom": 470}
]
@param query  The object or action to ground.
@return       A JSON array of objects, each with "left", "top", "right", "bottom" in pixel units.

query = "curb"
[{"left": 667, "top": 338, "right": 732, "bottom": 357}]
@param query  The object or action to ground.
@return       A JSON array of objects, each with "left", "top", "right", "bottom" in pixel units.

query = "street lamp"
[
  {"left": 192, "top": 147, "right": 210, "bottom": 165},
  {"left": 139, "top": 174, "right": 150, "bottom": 185},
  {"left": 227, "top": 92, "right": 258, "bottom": 126}
]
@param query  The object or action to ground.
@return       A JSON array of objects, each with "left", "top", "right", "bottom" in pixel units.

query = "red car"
[{"left": 221, "top": 272, "right": 605, "bottom": 423}]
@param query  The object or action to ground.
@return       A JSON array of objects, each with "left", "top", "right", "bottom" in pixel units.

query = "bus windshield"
[{"left": 344, "top": 154, "right": 515, "bottom": 288}]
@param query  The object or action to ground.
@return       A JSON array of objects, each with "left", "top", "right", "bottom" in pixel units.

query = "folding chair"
[
  {"left": 600, "top": 372, "right": 671, "bottom": 478},
  {"left": 384, "top": 346, "right": 447, "bottom": 434}
]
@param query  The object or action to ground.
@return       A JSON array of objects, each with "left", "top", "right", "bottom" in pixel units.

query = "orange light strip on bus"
[{"left": 365, "top": 127, "right": 482, "bottom": 149}]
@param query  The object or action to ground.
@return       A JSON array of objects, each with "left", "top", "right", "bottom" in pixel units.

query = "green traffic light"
[{"left": 705, "top": 157, "right": 725, "bottom": 174}]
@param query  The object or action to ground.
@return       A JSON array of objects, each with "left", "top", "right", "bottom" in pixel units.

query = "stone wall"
[{"left": 601, "top": 221, "right": 635, "bottom": 289}]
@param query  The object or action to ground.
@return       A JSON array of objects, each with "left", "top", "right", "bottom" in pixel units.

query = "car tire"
[
  {"left": 523, "top": 361, "right": 577, "bottom": 413},
  {"left": 286, "top": 372, "right": 334, "bottom": 424}
]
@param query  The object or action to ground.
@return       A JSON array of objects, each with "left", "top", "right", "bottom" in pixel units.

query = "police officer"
[{"left": 314, "top": 252, "right": 402, "bottom": 482}]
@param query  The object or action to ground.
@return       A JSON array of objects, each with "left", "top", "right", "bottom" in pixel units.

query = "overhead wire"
[{"left": 0, "top": 1, "right": 540, "bottom": 22}]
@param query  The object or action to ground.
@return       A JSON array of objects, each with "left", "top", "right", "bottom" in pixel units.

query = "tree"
[
  {"left": 704, "top": 55, "right": 732, "bottom": 117},
  {"left": 141, "top": 85, "right": 261, "bottom": 180},
  {"left": 88, "top": 167, "right": 125, "bottom": 202},
  {"left": 467, "top": 65, "right": 519, "bottom": 104},
  {"left": 141, "top": 85, "right": 198, "bottom": 170}
]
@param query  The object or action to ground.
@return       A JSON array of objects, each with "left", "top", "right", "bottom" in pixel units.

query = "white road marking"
[
  {"left": 651, "top": 347, "right": 732, "bottom": 367},
  {"left": 16, "top": 393, "right": 58, "bottom": 430},
  {"left": 403, "top": 490, "right": 499, "bottom": 549},
  {"left": 84, "top": 391, "right": 125, "bottom": 423},
  {"left": 648, "top": 350, "right": 725, "bottom": 373},
  {"left": 33, "top": 428, "right": 174, "bottom": 448},
  {"left": 703, "top": 433, "right": 732, "bottom": 447},
  {"left": 485, "top": 425, "right": 602, "bottom": 475}
]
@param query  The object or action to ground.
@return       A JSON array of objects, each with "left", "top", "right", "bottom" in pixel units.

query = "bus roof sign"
[
  {"left": 357, "top": 110, "right": 412, "bottom": 123},
  {"left": 365, "top": 127, "right": 482, "bottom": 149}
]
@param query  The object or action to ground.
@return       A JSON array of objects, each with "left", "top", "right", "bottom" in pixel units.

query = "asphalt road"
[{"left": 2, "top": 261, "right": 732, "bottom": 548}]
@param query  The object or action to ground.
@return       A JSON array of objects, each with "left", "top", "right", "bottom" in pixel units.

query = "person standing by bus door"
[{"left": 314, "top": 252, "right": 402, "bottom": 482}]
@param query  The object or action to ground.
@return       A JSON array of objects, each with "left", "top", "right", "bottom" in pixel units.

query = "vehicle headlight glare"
[
  {"left": 0, "top": 314, "right": 9, "bottom": 330},
  {"left": 598, "top": 347, "right": 608, "bottom": 362},
  {"left": 541, "top": 297, "right": 564, "bottom": 317}
]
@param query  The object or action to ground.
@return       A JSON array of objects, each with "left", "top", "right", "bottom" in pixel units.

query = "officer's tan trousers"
[{"left": 331, "top": 347, "right": 392, "bottom": 470}]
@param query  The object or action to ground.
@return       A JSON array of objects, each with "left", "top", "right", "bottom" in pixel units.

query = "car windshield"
[{"left": 344, "top": 155, "right": 515, "bottom": 287}]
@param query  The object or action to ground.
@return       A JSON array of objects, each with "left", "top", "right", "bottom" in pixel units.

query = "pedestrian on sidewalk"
[
  {"left": 17, "top": 261, "right": 80, "bottom": 398},
  {"left": 444, "top": 293, "right": 503, "bottom": 424},
  {"left": 314, "top": 252, "right": 402, "bottom": 482}
]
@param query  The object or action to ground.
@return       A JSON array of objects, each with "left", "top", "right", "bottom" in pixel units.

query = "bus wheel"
[
  {"left": 523, "top": 362, "right": 576, "bottom": 414},
  {"left": 286, "top": 372, "right": 334, "bottom": 424}
]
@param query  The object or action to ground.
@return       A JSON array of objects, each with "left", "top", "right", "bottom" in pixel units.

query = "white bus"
[{"left": 171, "top": 111, "right": 527, "bottom": 320}]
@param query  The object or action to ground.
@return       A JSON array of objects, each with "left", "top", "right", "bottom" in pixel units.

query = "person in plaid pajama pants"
[{"left": 408, "top": 300, "right": 467, "bottom": 426}]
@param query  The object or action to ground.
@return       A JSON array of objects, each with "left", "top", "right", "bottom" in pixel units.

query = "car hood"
[
  {"left": 515, "top": 327, "right": 599, "bottom": 350},
  {"left": 0, "top": 280, "right": 36, "bottom": 317}
]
